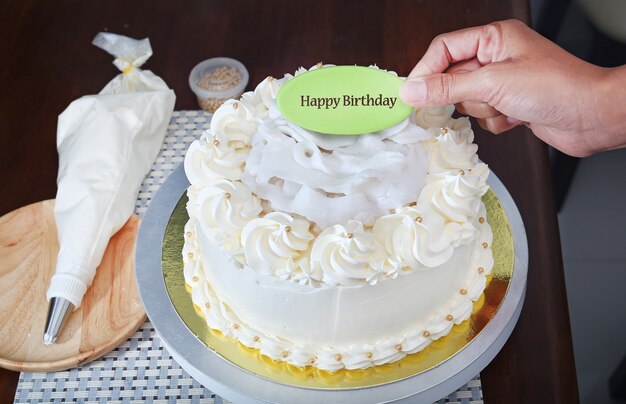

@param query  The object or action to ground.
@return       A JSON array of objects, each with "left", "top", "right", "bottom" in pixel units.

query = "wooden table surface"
[{"left": 0, "top": 1, "right": 579, "bottom": 402}]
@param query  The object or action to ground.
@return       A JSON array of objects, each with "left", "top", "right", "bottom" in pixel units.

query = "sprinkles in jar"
[{"left": 189, "top": 58, "right": 249, "bottom": 113}]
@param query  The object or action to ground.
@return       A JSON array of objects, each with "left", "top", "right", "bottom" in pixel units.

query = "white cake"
[{"left": 182, "top": 65, "right": 494, "bottom": 371}]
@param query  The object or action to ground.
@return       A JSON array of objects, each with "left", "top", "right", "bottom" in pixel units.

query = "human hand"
[{"left": 400, "top": 19, "right": 626, "bottom": 157}]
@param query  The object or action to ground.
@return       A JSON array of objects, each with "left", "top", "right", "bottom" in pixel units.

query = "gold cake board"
[
  {"left": 163, "top": 189, "right": 512, "bottom": 389},
  {"left": 136, "top": 165, "right": 528, "bottom": 403}
]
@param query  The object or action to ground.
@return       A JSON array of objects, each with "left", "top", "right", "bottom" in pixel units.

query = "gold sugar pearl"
[
  {"left": 188, "top": 252, "right": 194, "bottom": 259},
  {"left": 281, "top": 351, "right": 290, "bottom": 358},
  {"left": 253, "top": 336, "right": 260, "bottom": 342},
  {"left": 233, "top": 102, "right": 239, "bottom": 110},
  {"left": 423, "top": 331, "right": 431, "bottom": 337},
  {"left": 458, "top": 169, "right": 465, "bottom": 175},
  {"left": 478, "top": 267, "right": 484, "bottom": 274},
  {"left": 233, "top": 323, "right": 240, "bottom": 330},
  {"left": 415, "top": 216, "right": 423, "bottom": 223},
  {"left": 335, "top": 354, "right": 343, "bottom": 362},
  {"left": 482, "top": 242, "right": 489, "bottom": 249},
  {"left": 284, "top": 226, "right": 292, "bottom": 233},
  {"left": 224, "top": 193, "right": 232, "bottom": 199},
  {"left": 446, "top": 314, "right": 454, "bottom": 321},
  {"left": 479, "top": 217, "right": 485, "bottom": 224},
  {"left": 186, "top": 231, "right": 192, "bottom": 237},
  {"left": 395, "top": 344, "right": 403, "bottom": 352},
  {"left": 441, "top": 128, "right": 448, "bottom": 134},
  {"left": 460, "top": 288, "right": 467, "bottom": 295},
  {"left": 316, "top": 62, "right": 323, "bottom": 68},
  {"left": 346, "top": 233, "right": 353, "bottom": 239},
  {"left": 268, "top": 75, "right": 274, "bottom": 81},
  {"left": 212, "top": 139, "right": 220, "bottom": 146},
  {"left": 192, "top": 276, "right": 199, "bottom": 282},
  {"left": 205, "top": 302, "right": 211, "bottom": 309},
  {"left": 365, "top": 352, "right": 373, "bottom": 359},
  {"left": 307, "top": 356, "right": 317, "bottom": 365}
]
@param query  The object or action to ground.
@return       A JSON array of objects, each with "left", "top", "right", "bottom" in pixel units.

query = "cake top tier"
[
  {"left": 184, "top": 64, "right": 489, "bottom": 288},
  {"left": 243, "top": 70, "right": 432, "bottom": 227},
  {"left": 190, "top": 64, "right": 477, "bottom": 227}
]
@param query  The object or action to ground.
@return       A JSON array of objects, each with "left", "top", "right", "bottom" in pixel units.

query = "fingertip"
[
  {"left": 477, "top": 118, "right": 490, "bottom": 133},
  {"left": 480, "top": 115, "right": 522, "bottom": 134},
  {"left": 456, "top": 100, "right": 500, "bottom": 119},
  {"left": 399, "top": 79, "right": 428, "bottom": 105},
  {"left": 505, "top": 116, "right": 522, "bottom": 125}
]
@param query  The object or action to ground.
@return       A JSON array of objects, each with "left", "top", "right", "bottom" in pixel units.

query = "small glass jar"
[{"left": 188, "top": 57, "right": 249, "bottom": 113}]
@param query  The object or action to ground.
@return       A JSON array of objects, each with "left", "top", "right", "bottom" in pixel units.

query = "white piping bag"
[{"left": 44, "top": 33, "right": 175, "bottom": 345}]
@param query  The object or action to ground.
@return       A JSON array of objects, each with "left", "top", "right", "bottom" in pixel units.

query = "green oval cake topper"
[{"left": 276, "top": 66, "right": 413, "bottom": 135}]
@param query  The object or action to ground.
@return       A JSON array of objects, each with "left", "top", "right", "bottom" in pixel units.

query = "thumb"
[{"left": 399, "top": 71, "right": 485, "bottom": 108}]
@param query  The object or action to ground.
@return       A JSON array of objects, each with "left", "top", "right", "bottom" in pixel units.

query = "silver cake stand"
[{"left": 135, "top": 164, "right": 528, "bottom": 403}]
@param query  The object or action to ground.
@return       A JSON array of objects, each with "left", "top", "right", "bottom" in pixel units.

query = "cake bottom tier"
[{"left": 182, "top": 210, "right": 493, "bottom": 371}]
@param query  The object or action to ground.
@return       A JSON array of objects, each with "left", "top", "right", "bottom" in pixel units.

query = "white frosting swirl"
[
  {"left": 239, "top": 90, "right": 268, "bottom": 118},
  {"left": 209, "top": 99, "right": 258, "bottom": 143},
  {"left": 290, "top": 259, "right": 323, "bottom": 286},
  {"left": 184, "top": 134, "right": 250, "bottom": 182},
  {"left": 185, "top": 184, "right": 202, "bottom": 218},
  {"left": 445, "top": 221, "right": 478, "bottom": 247},
  {"left": 426, "top": 128, "right": 478, "bottom": 175},
  {"left": 374, "top": 206, "right": 455, "bottom": 268},
  {"left": 415, "top": 105, "right": 455, "bottom": 128},
  {"left": 241, "top": 212, "right": 314, "bottom": 277},
  {"left": 419, "top": 163, "right": 489, "bottom": 223},
  {"left": 310, "top": 221, "right": 383, "bottom": 286},
  {"left": 447, "top": 116, "right": 474, "bottom": 137},
  {"left": 196, "top": 179, "right": 262, "bottom": 253},
  {"left": 253, "top": 76, "right": 282, "bottom": 109},
  {"left": 242, "top": 112, "right": 429, "bottom": 228}
]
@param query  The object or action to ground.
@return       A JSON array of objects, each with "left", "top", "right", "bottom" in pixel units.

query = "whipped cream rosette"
[
  {"left": 192, "top": 178, "right": 262, "bottom": 257},
  {"left": 241, "top": 212, "right": 314, "bottom": 277},
  {"left": 311, "top": 220, "right": 384, "bottom": 286},
  {"left": 182, "top": 64, "right": 495, "bottom": 371},
  {"left": 374, "top": 206, "right": 455, "bottom": 269},
  {"left": 426, "top": 127, "right": 479, "bottom": 175},
  {"left": 415, "top": 104, "right": 455, "bottom": 129}
]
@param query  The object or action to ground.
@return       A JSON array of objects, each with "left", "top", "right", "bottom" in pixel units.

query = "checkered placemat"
[{"left": 14, "top": 111, "right": 483, "bottom": 404}]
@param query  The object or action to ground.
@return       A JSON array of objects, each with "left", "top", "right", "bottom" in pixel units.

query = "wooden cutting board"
[{"left": 0, "top": 200, "right": 146, "bottom": 372}]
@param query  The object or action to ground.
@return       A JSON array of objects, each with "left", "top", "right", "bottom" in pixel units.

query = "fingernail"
[
  {"left": 400, "top": 80, "right": 427, "bottom": 103},
  {"left": 505, "top": 116, "right": 521, "bottom": 125}
]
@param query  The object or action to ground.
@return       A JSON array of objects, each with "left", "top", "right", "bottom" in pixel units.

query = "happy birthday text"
[{"left": 300, "top": 94, "right": 398, "bottom": 110}]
